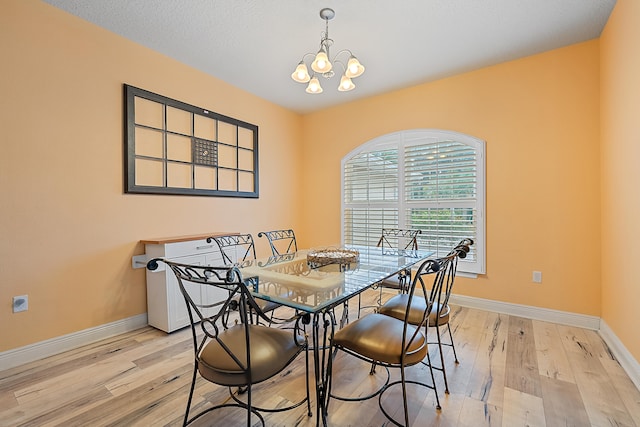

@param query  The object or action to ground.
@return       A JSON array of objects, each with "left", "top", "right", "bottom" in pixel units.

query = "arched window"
[{"left": 342, "top": 129, "right": 485, "bottom": 275}]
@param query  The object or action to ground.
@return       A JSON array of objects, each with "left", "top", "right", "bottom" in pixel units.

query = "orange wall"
[
  {"left": 600, "top": 0, "right": 640, "bottom": 362},
  {"left": 0, "top": 0, "right": 614, "bottom": 355},
  {"left": 301, "top": 40, "right": 602, "bottom": 316},
  {"left": 0, "top": 0, "right": 304, "bottom": 351}
]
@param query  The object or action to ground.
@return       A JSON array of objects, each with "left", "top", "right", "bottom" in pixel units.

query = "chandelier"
[{"left": 291, "top": 8, "right": 365, "bottom": 94}]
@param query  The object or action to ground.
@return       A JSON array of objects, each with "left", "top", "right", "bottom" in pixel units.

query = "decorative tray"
[{"left": 307, "top": 247, "right": 360, "bottom": 267}]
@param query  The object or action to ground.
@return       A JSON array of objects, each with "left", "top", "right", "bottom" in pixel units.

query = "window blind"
[{"left": 404, "top": 140, "right": 479, "bottom": 263}]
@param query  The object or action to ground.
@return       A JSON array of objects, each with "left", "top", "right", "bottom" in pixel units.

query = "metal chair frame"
[
  {"left": 357, "top": 228, "right": 423, "bottom": 317},
  {"left": 378, "top": 238, "right": 474, "bottom": 394},
  {"left": 207, "top": 233, "right": 281, "bottom": 325},
  {"left": 427, "top": 239, "right": 473, "bottom": 392},
  {"left": 328, "top": 256, "right": 450, "bottom": 426},
  {"left": 256, "top": 229, "right": 337, "bottom": 338},
  {"left": 207, "top": 233, "right": 257, "bottom": 266},
  {"left": 257, "top": 229, "right": 298, "bottom": 256},
  {"left": 377, "top": 228, "right": 422, "bottom": 252},
  {"left": 146, "top": 259, "right": 311, "bottom": 427}
]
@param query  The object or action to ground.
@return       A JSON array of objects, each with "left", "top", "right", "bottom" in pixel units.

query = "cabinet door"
[
  {"left": 166, "top": 254, "right": 206, "bottom": 331},
  {"left": 201, "top": 252, "right": 229, "bottom": 318},
  {"left": 146, "top": 245, "right": 230, "bottom": 332},
  {"left": 171, "top": 252, "right": 228, "bottom": 322}
]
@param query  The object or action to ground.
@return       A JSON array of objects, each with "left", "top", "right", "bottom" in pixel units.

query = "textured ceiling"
[{"left": 43, "top": 0, "right": 615, "bottom": 114}]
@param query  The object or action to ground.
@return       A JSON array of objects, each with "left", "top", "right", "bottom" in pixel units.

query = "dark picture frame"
[{"left": 124, "top": 84, "right": 259, "bottom": 198}]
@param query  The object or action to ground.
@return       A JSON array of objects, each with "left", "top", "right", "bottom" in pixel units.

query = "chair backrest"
[
  {"left": 377, "top": 228, "right": 422, "bottom": 250},
  {"left": 146, "top": 258, "right": 267, "bottom": 351},
  {"left": 399, "top": 255, "right": 454, "bottom": 349},
  {"left": 433, "top": 238, "right": 474, "bottom": 318},
  {"left": 207, "top": 233, "right": 256, "bottom": 266},
  {"left": 257, "top": 229, "right": 298, "bottom": 256}
]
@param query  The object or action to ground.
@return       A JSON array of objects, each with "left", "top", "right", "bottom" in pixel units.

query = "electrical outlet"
[
  {"left": 13, "top": 295, "right": 28, "bottom": 313},
  {"left": 532, "top": 271, "right": 542, "bottom": 283}
]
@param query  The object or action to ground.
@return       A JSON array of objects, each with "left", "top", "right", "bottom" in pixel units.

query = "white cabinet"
[{"left": 142, "top": 233, "right": 230, "bottom": 333}]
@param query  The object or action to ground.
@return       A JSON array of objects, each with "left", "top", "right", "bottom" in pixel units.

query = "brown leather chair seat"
[
  {"left": 332, "top": 313, "right": 427, "bottom": 366},
  {"left": 199, "top": 324, "right": 305, "bottom": 385},
  {"left": 231, "top": 294, "right": 281, "bottom": 315},
  {"left": 377, "top": 274, "right": 408, "bottom": 291},
  {"left": 379, "top": 294, "right": 450, "bottom": 327}
]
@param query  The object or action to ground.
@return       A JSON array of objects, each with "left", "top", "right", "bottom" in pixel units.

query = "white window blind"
[
  {"left": 342, "top": 130, "right": 485, "bottom": 274},
  {"left": 343, "top": 148, "right": 399, "bottom": 246}
]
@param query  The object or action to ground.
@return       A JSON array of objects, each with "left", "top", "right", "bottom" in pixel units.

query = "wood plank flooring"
[{"left": 1, "top": 290, "right": 639, "bottom": 426}]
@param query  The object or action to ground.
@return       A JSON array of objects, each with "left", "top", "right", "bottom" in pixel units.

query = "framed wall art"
[{"left": 124, "top": 84, "right": 259, "bottom": 198}]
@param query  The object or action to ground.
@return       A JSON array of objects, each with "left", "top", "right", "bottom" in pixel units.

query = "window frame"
[{"left": 341, "top": 129, "right": 485, "bottom": 275}]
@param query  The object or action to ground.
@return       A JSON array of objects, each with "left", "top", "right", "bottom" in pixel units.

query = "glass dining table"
[{"left": 239, "top": 245, "right": 434, "bottom": 426}]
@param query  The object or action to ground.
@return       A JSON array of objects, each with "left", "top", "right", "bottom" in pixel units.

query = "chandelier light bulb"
[
  {"left": 311, "top": 49, "right": 332, "bottom": 73},
  {"left": 306, "top": 76, "right": 323, "bottom": 94},
  {"left": 291, "top": 62, "right": 310, "bottom": 83},
  {"left": 338, "top": 75, "right": 355, "bottom": 91},
  {"left": 345, "top": 56, "right": 365, "bottom": 78}
]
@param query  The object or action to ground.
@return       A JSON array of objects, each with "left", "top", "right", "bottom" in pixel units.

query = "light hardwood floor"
[{"left": 1, "top": 290, "right": 640, "bottom": 427}]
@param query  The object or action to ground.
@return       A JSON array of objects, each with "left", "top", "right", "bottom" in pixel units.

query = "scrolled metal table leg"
[{"left": 312, "top": 309, "right": 336, "bottom": 426}]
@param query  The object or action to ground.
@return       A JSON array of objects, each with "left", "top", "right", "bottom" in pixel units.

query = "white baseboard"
[
  {"left": 2, "top": 298, "right": 639, "bottom": 393},
  {"left": 0, "top": 314, "right": 148, "bottom": 371},
  {"left": 449, "top": 293, "right": 601, "bottom": 330},
  {"left": 599, "top": 319, "right": 640, "bottom": 391},
  {"left": 450, "top": 293, "right": 640, "bottom": 391}
]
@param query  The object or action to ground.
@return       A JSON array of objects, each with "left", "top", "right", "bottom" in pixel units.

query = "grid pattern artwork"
[{"left": 124, "top": 85, "right": 259, "bottom": 198}]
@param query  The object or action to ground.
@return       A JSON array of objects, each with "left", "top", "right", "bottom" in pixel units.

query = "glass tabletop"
[{"left": 238, "top": 245, "right": 434, "bottom": 313}]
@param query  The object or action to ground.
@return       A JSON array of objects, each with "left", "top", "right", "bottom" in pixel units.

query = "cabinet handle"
[{"left": 196, "top": 244, "right": 215, "bottom": 250}]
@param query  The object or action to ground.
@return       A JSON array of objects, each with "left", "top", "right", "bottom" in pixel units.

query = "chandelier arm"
[
  {"left": 299, "top": 52, "right": 317, "bottom": 62},
  {"left": 332, "top": 58, "right": 347, "bottom": 74},
  {"left": 330, "top": 49, "right": 356, "bottom": 71},
  {"left": 331, "top": 49, "right": 354, "bottom": 61}
]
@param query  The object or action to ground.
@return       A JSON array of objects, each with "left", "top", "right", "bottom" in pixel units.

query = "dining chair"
[
  {"left": 327, "top": 256, "right": 449, "bottom": 426},
  {"left": 257, "top": 229, "right": 298, "bottom": 256},
  {"left": 357, "top": 228, "right": 423, "bottom": 317},
  {"left": 146, "top": 259, "right": 311, "bottom": 427},
  {"left": 377, "top": 228, "right": 422, "bottom": 290},
  {"left": 378, "top": 238, "right": 473, "bottom": 394},
  {"left": 207, "top": 233, "right": 281, "bottom": 323},
  {"left": 207, "top": 233, "right": 257, "bottom": 266},
  {"left": 256, "top": 229, "right": 336, "bottom": 331}
]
